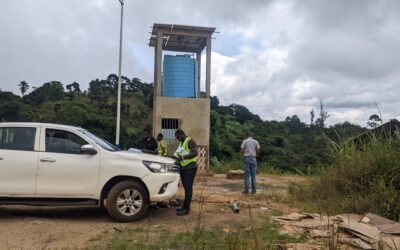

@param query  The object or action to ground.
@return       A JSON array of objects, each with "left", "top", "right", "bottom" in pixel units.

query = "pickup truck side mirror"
[{"left": 81, "top": 144, "right": 98, "bottom": 155}]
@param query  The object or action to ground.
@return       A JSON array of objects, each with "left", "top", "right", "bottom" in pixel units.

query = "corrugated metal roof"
[{"left": 149, "top": 23, "right": 216, "bottom": 53}]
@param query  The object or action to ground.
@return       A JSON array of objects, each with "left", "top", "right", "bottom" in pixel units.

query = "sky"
[{"left": 0, "top": 0, "right": 399, "bottom": 126}]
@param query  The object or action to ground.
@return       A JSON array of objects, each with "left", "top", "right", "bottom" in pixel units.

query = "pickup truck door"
[
  {"left": 36, "top": 127, "right": 100, "bottom": 196},
  {"left": 0, "top": 126, "right": 39, "bottom": 195}
]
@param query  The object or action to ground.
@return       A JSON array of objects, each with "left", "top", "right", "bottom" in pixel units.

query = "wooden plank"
[
  {"left": 339, "top": 219, "right": 382, "bottom": 243},
  {"left": 378, "top": 224, "right": 400, "bottom": 235},
  {"left": 381, "top": 235, "right": 400, "bottom": 249},
  {"left": 361, "top": 213, "right": 397, "bottom": 226},
  {"left": 361, "top": 213, "right": 400, "bottom": 235},
  {"left": 338, "top": 238, "right": 373, "bottom": 249}
]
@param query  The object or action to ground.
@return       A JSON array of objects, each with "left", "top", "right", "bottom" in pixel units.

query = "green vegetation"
[
  {"left": 98, "top": 216, "right": 307, "bottom": 250},
  {"left": 289, "top": 133, "right": 400, "bottom": 221},
  {"left": 0, "top": 74, "right": 366, "bottom": 173}
]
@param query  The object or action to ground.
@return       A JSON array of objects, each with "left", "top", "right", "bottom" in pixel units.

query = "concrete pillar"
[
  {"left": 152, "top": 48, "right": 158, "bottom": 136},
  {"left": 205, "top": 36, "right": 211, "bottom": 98},
  {"left": 196, "top": 52, "right": 202, "bottom": 98},
  {"left": 153, "top": 31, "right": 163, "bottom": 136},
  {"left": 153, "top": 47, "right": 157, "bottom": 95},
  {"left": 155, "top": 31, "right": 163, "bottom": 97}
]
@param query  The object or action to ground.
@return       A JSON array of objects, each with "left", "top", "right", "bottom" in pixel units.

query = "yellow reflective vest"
[
  {"left": 173, "top": 137, "right": 197, "bottom": 167},
  {"left": 157, "top": 140, "right": 167, "bottom": 156}
]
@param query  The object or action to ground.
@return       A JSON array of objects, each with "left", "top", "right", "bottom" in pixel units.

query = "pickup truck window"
[
  {"left": 80, "top": 130, "right": 117, "bottom": 152},
  {"left": 0, "top": 127, "right": 36, "bottom": 151},
  {"left": 45, "top": 129, "right": 88, "bottom": 154}
]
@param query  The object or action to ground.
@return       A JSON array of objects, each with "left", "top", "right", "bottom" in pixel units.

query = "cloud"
[
  {"left": 0, "top": 0, "right": 399, "bottom": 127},
  {"left": 206, "top": 0, "right": 400, "bottom": 125}
]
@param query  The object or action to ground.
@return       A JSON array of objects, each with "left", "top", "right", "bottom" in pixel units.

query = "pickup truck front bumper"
[{"left": 142, "top": 172, "right": 180, "bottom": 201}]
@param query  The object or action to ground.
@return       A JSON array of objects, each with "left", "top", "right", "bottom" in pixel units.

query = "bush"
[{"left": 290, "top": 132, "right": 400, "bottom": 221}]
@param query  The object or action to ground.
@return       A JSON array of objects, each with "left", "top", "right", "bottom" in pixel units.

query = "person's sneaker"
[
  {"left": 175, "top": 207, "right": 184, "bottom": 212},
  {"left": 242, "top": 191, "right": 249, "bottom": 194},
  {"left": 251, "top": 191, "right": 257, "bottom": 194},
  {"left": 177, "top": 209, "right": 190, "bottom": 216}
]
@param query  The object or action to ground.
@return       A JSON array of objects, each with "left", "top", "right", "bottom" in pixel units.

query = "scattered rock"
[
  {"left": 360, "top": 213, "right": 400, "bottom": 234},
  {"left": 339, "top": 218, "right": 382, "bottom": 244},
  {"left": 227, "top": 170, "right": 244, "bottom": 180},
  {"left": 278, "top": 229, "right": 289, "bottom": 235},
  {"left": 338, "top": 238, "right": 373, "bottom": 250},
  {"left": 281, "top": 224, "right": 306, "bottom": 235},
  {"left": 276, "top": 212, "right": 314, "bottom": 221},
  {"left": 381, "top": 235, "right": 400, "bottom": 249},
  {"left": 309, "top": 229, "right": 332, "bottom": 238},
  {"left": 293, "top": 216, "right": 337, "bottom": 230},
  {"left": 275, "top": 212, "right": 400, "bottom": 250},
  {"left": 243, "top": 227, "right": 252, "bottom": 232}
]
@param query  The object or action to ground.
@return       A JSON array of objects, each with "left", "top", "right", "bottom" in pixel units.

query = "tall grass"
[{"left": 290, "top": 132, "right": 400, "bottom": 221}]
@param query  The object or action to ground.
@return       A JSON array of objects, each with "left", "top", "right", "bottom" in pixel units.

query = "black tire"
[{"left": 106, "top": 180, "right": 149, "bottom": 222}]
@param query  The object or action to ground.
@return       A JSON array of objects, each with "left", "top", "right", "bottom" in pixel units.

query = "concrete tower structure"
[{"left": 149, "top": 23, "right": 215, "bottom": 172}]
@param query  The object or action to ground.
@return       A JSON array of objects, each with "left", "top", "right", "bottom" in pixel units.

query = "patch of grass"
[
  {"left": 100, "top": 216, "right": 307, "bottom": 250},
  {"left": 256, "top": 183, "right": 276, "bottom": 189},
  {"left": 252, "top": 187, "right": 290, "bottom": 204},
  {"left": 271, "top": 210, "right": 285, "bottom": 217}
]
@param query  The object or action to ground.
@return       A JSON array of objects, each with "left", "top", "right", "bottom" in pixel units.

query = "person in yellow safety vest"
[
  {"left": 156, "top": 133, "right": 167, "bottom": 156},
  {"left": 172, "top": 129, "right": 198, "bottom": 216}
]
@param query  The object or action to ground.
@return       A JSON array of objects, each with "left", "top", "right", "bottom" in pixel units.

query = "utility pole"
[{"left": 116, "top": 0, "right": 124, "bottom": 149}]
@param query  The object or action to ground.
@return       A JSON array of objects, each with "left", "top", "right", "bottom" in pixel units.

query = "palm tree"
[{"left": 18, "top": 81, "right": 30, "bottom": 96}]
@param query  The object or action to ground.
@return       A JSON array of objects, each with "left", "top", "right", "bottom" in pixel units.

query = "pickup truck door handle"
[
  {"left": 40, "top": 158, "right": 56, "bottom": 163},
  {"left": 0, "top": 157, "right": 4, "bottom": 160}
]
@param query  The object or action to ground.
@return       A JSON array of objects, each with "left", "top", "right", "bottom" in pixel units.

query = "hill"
[{"left": 0, "top": 74, "right": 366, "bottom": 173}]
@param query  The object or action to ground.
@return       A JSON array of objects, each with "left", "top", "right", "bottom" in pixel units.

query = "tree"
[
  {"left": 284, "top": 115, "right": 306, "bottom": 133},
  {"left": 66, "top": 82, "right": 81, "bottom": 94},
  {"left": 25, "top": 81, "right": 65, "bottom": 104},
  {"left": 228, "top": 103, "right": 261, "bottom": 124},
  {"left": 18, "top": 81, "right": 30, "bottom": 96},
  {"left": 211, "top": 96, "right": 220, "bottom": 110},
  {"left": 315, "top": 101, "right": 329, "bottom": 128},
  {"left": 88, "top": 79, "right": 111, "bottom": 102},
  {"left": 310, "top": 109, "right": 315, "bottom": 125},
  {"left": 1, "top": 74, "right": 368, "bottom": 173},
  {"left": 367, "top": 114, "right": 382, "bottom": 129}
]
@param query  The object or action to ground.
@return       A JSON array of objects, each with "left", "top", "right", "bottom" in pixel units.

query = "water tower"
[{"left": 149, "top": 23, "right": 215, "bottom": 172}]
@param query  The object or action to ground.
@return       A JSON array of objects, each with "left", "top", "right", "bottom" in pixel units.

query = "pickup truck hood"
[{"left": 115, "top": 151, "right": 176, "bottom": 164}]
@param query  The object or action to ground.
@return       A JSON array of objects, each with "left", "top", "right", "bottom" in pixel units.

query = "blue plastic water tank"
[{"left": 163, "top": 54, "right": 198, "bottom": 98}]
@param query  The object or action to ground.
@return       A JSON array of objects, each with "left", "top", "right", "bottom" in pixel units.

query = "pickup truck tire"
[{"left": 106, "top": 180, "right": 149, "bottom": 222}]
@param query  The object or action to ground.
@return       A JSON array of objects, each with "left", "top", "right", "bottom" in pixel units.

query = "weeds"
[
  {"left": 290, "top": 132, "right": 400, "bottom": 221},
  {"left": 155, "top": 220, "right": 303, "bottom": 249},
  {"left": 102, "top": 211, "right": 306, "bottom": 250}
]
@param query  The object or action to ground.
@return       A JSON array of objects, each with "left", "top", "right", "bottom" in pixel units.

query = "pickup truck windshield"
[{"left": 79, "top": 130, "right": 117, "bottom": 152}]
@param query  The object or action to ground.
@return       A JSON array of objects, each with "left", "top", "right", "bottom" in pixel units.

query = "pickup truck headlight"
[{"left": 142, "top": 161, "right": 179, "bottom": 173}]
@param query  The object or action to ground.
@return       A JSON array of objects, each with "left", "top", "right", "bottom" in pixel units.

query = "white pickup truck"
[{"left": 0, "top": 123, "right": 180, "bottom": 222}]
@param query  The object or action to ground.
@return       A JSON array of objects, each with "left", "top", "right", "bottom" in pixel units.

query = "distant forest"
[{"left": 1, "top": 74, "right": 370, "bottom": 173}]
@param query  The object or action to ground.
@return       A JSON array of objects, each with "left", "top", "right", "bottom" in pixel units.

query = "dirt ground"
[{"left": 0, "top": 174, "right": 307, "bottom": 249}]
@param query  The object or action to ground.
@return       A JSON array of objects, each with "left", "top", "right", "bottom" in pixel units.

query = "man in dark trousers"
[
  {"left": 138, "top": 128, "right": 158, "bottom": 155},
  {"left": 172, "top": 129, "right": 198, "bottom": 216}
]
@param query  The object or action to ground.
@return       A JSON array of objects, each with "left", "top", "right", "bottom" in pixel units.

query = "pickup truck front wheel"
[{"left": 106, "top": 180, "right": 149, "bottom": 222}]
